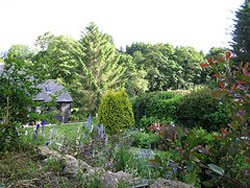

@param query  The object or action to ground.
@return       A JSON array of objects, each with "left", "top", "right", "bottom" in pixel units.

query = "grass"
[
  {"left": 0, "top": 148, "right": 131, "bottom": 187},
  {"left": 0, "top": 150, "right": 74, "bottom": 187},
  {"left": 23, "top": 122, "right": 87, "bottom": 146}
]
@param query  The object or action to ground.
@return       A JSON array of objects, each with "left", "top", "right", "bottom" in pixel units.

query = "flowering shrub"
[
  {"left": 147, "top": 52, "right": 250, "bottom": 187},
  {"left": 147, "top": 122, "right": 179, "bottom": 150},
  {"left": 199, "top": 52, "right": 250, "bottom": 187}
]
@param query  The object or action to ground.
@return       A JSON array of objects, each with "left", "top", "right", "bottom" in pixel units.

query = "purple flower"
[
  {"left": 36, "top": 123, "right": 40, "bottom": 130},
  {"left": 87, "top": 114, "right": 92, "bottom": 130},
  {"left": 100, "top": 124, "right": 104, "bottom": 133},
  {"left": 173, "top": 167, "right": 178, "bottom": 174},
  {"left": 45, "top": 141, "right": 50, "bottom": 146},
  {"left": 41, "top": 120, "right": 46, "bottom": 126},
  {"left": 236, "top": 109, "right": 246, "bottom": 117}
]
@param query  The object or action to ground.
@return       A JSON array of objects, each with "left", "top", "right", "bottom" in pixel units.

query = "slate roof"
[
  {"left": 0, "top": 64, "right": 73, "bottom": 102},
  {"left": 33, "top": 80, "right": 73, "bottom": 102}
]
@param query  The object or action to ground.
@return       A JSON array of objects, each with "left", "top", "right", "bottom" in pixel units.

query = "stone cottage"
[
  {"left": 0, "top": 63, "right": 73, "bottom": 123},
  {"left": 32, "top": 79, "right": 73, "bottom": 123}
]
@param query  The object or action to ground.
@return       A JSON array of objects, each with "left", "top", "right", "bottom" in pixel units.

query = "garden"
[
  {"left": 0, "top": 2, "right": 250, "bottom": 187},
  {"left": 0, "top": 53, "right": 249, "bottom": 188}
]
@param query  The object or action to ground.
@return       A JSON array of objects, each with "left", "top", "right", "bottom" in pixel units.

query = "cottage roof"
[{"left": 33, "top": 79, "right": 73, "bottom": 102}]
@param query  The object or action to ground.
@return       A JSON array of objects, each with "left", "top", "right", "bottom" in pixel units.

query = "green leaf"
[
  {"left": 202, "top": 179, "right": 216, "bottom": 187},
  {"left": 184, "top": 168, "right": 197, "bottom": 185},
  {"left": 207, "top": 164, "right": 224, "bottom": 176}
]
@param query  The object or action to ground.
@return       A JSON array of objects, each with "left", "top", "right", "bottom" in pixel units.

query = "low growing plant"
[{"left": 129, "top": 130, "right": 160, "bottom": 149}]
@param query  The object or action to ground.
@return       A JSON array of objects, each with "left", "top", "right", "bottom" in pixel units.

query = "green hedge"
[
  {"left": 176, "top": 88, "right": 231, "bottom": 131},
  {"left": 132, "top": 91, "right": 184, "bottom": 128},
  {"left": 98, "top": 89, "right": 135, "bottom": 133},
  {"left": 132, "top": 89, "right": 231, "bottom": 131}
]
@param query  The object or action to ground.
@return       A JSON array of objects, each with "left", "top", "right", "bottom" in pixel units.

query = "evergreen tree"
[
  {"left": 79, "top": 22, "right": 127, "bottom": 111},
  {"left": 232, "top": 1, "right": 250, "bottom": 62}
]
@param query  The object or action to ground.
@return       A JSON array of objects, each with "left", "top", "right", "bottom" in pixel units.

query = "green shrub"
[
  {"left": 112, "top": 145, "right": 135, "bottom": 172},
  {"left": 176, "top": 88, "right": 231, "bottom": 131},
  {"left": 0, "top": 123, "right": 31, "bottom": 155},
  {"left": 98, "top": 89, "right": 135, "bottom": 133},
  {"left": 185, "top": 128, "right": 218, "bottom": 149},
  {"left": 138, "top": 116, "right": 158, "bottom": 129},
  {"left": 129, "top": 131, "right": 160, "bottom": 148},
  {"left": 132, "top": 91, "right": 184, "bottom": 128}
]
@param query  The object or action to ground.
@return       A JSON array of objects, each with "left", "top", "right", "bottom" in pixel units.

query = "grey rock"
[
  {"left": 150, "top": 178, "right": 194, "bottom": 188},
  {"left": 37, "top": 146, "right": 63, "bottom": 160},
  {"left": 102, "top": 171, "right": 134, "bottom": 188},
  {"left": 37, "top": 146, "right": 194, "bottom": 188},
  {"left": 37, "top": 146, "right": 92, "bottom": 178}
]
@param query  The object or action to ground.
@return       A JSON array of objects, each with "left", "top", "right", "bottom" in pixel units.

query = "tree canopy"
[{"left": 1, "top": 22, "right": 230, "bottom": 118}]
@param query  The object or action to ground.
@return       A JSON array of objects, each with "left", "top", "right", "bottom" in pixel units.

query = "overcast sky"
[{"left": 0, "top": 0, "right": 245, "bottom": 53}]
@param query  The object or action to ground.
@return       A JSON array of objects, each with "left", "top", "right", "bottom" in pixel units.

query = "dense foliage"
[
  {"left": 1, "top": 10, "right": 250, "bottom": 187},
  {"left": 132, "top": 91, "right": 186, "bottom": 128},
  {"left": 98, "top": 89, "right": 134, "bottom": 133},
  {"left": 176, "top": 88, "right": 231, "bottom": 131},
  {"left": 79, "top": 23, "right": 130, "bottom": 111},
  {"left": 0, "top": 55, "right": 40, "bottom": 124},
  {"left": 126, "top": 43, "right": 206, "bottom": 91},
  {"left": 197, "top": 51, "right": 249, "bottom": 187}
]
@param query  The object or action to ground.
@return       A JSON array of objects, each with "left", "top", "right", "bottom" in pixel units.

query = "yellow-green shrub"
[{"left": 98, "top": 89, "right": 135, "bottom": 133}]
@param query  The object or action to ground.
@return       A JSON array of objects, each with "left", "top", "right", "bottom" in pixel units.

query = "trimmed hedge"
[
  {"left": 98, "top": 89, "right": 135, "bottom": 133},
  {"left": 132, "top": 91, "right": 184, "bottom": 128},
  {"left": 132, "top": 89, "right": 231, "bottom": 131},
  {"left": 176, "top": 88, "right": 231, "bottom": 131}
]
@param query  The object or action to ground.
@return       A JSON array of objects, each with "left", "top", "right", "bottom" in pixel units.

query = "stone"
[
  {"left": 37, "top": 146, "right": 92, "bottom": 178},
  {"left": 36, "top": 146, "right": 63, "bottom": 160},
  {"left": 150, "top": 178, "right": 194, "bottom": 188},
  {"left": 101, "top": 171, "right": 134, "bottom": 188},
  {"left": 36, "top": 146, "right": 194, "bottom": 188}
]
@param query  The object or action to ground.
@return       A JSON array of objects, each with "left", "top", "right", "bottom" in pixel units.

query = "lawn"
[{"left": 23, "top": 122, "right": 87, "bottom": 146}]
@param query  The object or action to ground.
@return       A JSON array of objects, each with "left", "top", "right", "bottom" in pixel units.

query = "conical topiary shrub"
[{"left": 98, "top": 89, "right": 135, "bottom": 134}]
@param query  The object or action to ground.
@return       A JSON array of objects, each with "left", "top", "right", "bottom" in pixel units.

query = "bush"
[
  {"left": 176, "top": 88, "right": 231, "bottom": 131},
  {"left": 132, "top": 91, "right": 184, "bottom": 128},
  {"left": 98, "top": 89, "right": 135, "bottom": 133},
  {"left": 0, "top": 123, "right": 31, "bottom": 155},
  {"left": 129, "top": 131, "right": 160, "bottom": 148},
  {"left": 185, "top": 128, "right": 217, "bottom": 149},
  {"left": 138, "top": 116, "right": 158, "bottom": 129}
]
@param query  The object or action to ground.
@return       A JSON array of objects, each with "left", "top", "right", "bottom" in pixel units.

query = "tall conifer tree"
[
  {"left": 79, "top": 23, "right": 126, "bottom": 109},
  {"left": 232, "top": 1, "right": 250, "bottom": 62}
]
